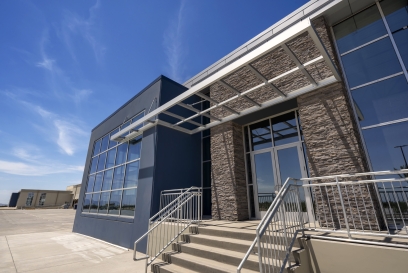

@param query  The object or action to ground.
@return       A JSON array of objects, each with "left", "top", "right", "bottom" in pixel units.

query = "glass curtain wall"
[
  {"left": 82, "top": 112, "right": 144, "bottom": 217},
  {"left": 333, "top": 0, "right": 408, "bottom": 174},
  {"left": 333, "top": 0, "right": 408, "bottom": 221}
]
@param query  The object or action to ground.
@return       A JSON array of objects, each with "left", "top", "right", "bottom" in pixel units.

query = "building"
[
  {"left": 73, "top": 0, "right": 408, "bottom": 271},
  {"left": 66, "top": 184, "right": 81, "bottom": 207},
  {"left": 8, "top": 192, "right": 20, "bottom": 207},
  {"left": 14, "top": 189, "right": 73, "bottom": 209}
]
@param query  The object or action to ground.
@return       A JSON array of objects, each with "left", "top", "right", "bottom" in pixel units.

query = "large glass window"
[
  {"left": 124, "top": 161, "right": 139, "bottom": 188},
  {"left": 353, "top": 75, "right": 408, "bottom": 127},
  {"left": 250, "top": 119, "right": 272, "bottom": 151},
  {"left": 334, "top": 2, "right": 408, "bottom": 174},
  {"left": 381, "top": 0, "right": 408, "bottom": 65},
  {"left": 247, "top": 111, "right": 301, "bottom": 151},
  {"left": 121, "top": 189, "right": 137, "bottom": 216},
  {"left": 83, "top": 111, "right": 143, "bottom": 217},
  {"left": 363, "top": 122, "right": 408, "bottom": 172},
  {"left": 341, "top": 37, "right": 401, "bottom": 88},
  {"left": 333, "top": 4, "right": 387, "bottom": 54},
  {"left": 271, "top": 112, "right": 299, "bottom": 146}
]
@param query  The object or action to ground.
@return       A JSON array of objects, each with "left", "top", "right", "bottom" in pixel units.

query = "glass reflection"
[
  {"left": 121, "top": 189, "right": 137, "bottom": 216},
  {"left": 83, "top": 194, "right": 91, "bottom": 212},
  {"left": 352, "top": 75, "right": 408, "bottom": 127},
  {"left": 93, "top": 139, "right": 101, "bottom": 156},
  {"left": 90, "top": 193, "right": 100, "bottom": 213},
  {"left": 97, "top": 153, "right": 106, "bottom": 171},
  {"left": 276, "top": 147, "right": 306, "bottom": 201},
  {"left": 363, "top": 122, "right": 408, "bottom": 174},
  {"left": 250, "top": 120, "right": 272, "bottom": 151},
  {"left": 124, "top": 162, "right": 139, "bottom": 188},
  {"left": 108, "top": 190, "right": 122, "bottom": 215},
  {"left": 381, "top": 0, "right": 408, "bottom": 66},
  {"left": 112, "top": 166, "right": 125, "bottom": 189},
  {"left": 89, "top": 157, "right": 98, "bottom": 174},
  {"left": 102, "top": 169, "right": 113, "bottom": 191},
  {"left": 334, "top": 4, "right": 386, "bottom": 54},
  {"left": 128, "top": 137, "right": 142, "bottom": 161},
  {"left": 342, "top": 38, "right": 402, "bottom": 88},
  {"left": 254, "top": 152, "right": 275, "bottom": 211},
  {"left": 116, "top": 143, "right": 128, "bottom": 165},
  {"left": 86, "top": 175, "right": 95, "bottom": 193},
  {"left": 98, "top": 192, "right": 110, "bottom": 214},
  {"left": 93, "top": 172, "right": 103, "bottom": 192},
  {"left": 100, "top": 135, "right": 109, "bottom": 152},
  {"left": 106, "top": 148, "right": 116, "bottom": 169},
  {"left": 272, "top": 112, "right": 299, "bottom": 146}
]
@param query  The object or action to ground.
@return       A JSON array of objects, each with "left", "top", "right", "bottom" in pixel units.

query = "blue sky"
[{"left": 0, "top": 0, "right": 308, "bottom": 204}]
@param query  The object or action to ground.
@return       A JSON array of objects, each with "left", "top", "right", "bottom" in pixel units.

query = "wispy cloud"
[
  {"left": 163, "top": 0, "right": 188, "bottom": 83},
  {"left": 71, "top": 88, "right": 93, "bottom": 105},
  {"left": 60, "top": 0, "right": 106, "bottom": 64},
  {"left": 54, "top": 119, "right": 88, "bottom": 155},
  {"left": 9, "top": 98, "right": 89, "bottom": 156},
  {"left": 0, "top": 159, "right": 83, "bottom": 176},
  {"left": 35, "top": 31, "right": 93, "bottom": 104},
  {"left": 0, "top": 144, "right": 84, "bottom": 177}
]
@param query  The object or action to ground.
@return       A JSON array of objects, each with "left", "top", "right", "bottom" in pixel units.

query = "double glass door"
[
  {"left": 251, "top": 143, "right": 307, "bottom": 218},
  {"left": 244, "top": 111, "right": 308, "bottom": 219}
]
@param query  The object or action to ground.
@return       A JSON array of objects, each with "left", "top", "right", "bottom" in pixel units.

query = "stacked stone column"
[{"left": 210, "top": 121, "right": 249, "bottom": 221}]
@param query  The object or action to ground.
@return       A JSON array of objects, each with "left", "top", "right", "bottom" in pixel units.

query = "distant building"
[
  {"left": 8, "top": 192, "right": 20, "bottom": 207},
  {"left": 66, "top": 184, "right": 81, "bottom": 207},
  {"left": 8, "top": 184, "right": 81, "bottom": 209}
]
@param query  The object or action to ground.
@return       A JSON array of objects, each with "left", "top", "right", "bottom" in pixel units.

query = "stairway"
[{"left": 150, "top": 221, "right": 305, "bottom": 273}]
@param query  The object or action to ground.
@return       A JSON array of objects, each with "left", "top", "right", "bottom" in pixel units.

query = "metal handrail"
[
  {"left": 133, "top": 186, "right": 202, "bottom": 273},
  {"left": 239, "top": 170, "right": 408, "bottom": 273},
  {"left": 237, "top": 177, "right": 299, "bottom": 273}
]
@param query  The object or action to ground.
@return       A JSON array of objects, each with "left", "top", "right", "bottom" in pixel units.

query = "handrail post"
[{"left": 336, "top": 176, "right": 352, "bottom": 239}]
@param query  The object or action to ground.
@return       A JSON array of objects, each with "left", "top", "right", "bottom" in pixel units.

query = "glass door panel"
[
  {"left": 275, "top": 146, "right": 304, "bottom": 184},
  {"left": 275, "top": 144, "right": 312, "bottom": 222},
  {"left": 253, "top": 151, "right": 276, "bottom": 218}
]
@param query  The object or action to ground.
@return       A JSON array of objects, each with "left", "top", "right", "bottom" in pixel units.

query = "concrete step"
[
  {"left": 191, "top": 225, "right": 257, "bottom": 241},
  {"left": 182, "top": 233, "right": 300, "bottom": 257},
  {"left": 161, "top": 252, "right": 259, "bottom": 273},
  {"left": 173, "top": 242, "right": 260, "bottom": 271},
  {"left": 151, "top": 261, "right": 201, "bottom": 273},
  {"left": 182, "top": 233, "right": 253, "bottom": 253},
  {"left": 191, "top": 225, "right": 301, "bottom": 248}
]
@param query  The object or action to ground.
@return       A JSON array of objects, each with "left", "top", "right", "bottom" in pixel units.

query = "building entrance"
[{"left": 244, "top": 111, "right": 308, "bottom": 219}]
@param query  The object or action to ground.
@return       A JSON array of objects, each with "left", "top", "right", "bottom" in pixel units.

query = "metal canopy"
[{"left": 111, "top": 18, "right": 340, "bottom": 143}]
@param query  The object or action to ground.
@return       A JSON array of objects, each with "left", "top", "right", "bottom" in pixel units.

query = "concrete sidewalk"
[{"left": 0, "top": 209, "right": 147, "bottom": 273}]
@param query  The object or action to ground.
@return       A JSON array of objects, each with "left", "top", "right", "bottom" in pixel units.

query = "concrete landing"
[{"left": 0, "top": 209, "right": 147, "bottom": 273}]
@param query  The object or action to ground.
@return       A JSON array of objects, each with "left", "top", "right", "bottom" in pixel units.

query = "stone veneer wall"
[
  {"left": 297, "top": 82, "right": 383, "bottom": 229},
  {"left": 210, "top": 121, "right": 248, "bottom": 221},
  {"left": 206, "top": 16, "right": 382, "bottom": 225}
]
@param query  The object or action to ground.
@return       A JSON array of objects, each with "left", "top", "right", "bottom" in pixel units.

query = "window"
[
  {"left": 334, "top": 2, "right": 408, "bottom": 174},
  {"left": 25, "top": 192, "right": 34, "bottom": 206},
  {"left": 381, "top": 0, "right": 408, "bottom": 65},
  {"left": 38, "top": 193, "right": 46, "bottom": 206},
  {"left": 83, "top": 111, "right": 144, "bottom": 217}
]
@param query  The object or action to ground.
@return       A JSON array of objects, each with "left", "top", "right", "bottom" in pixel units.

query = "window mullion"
[{"left": 376, "top": 1, "right": 408, "bottom": 82}]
